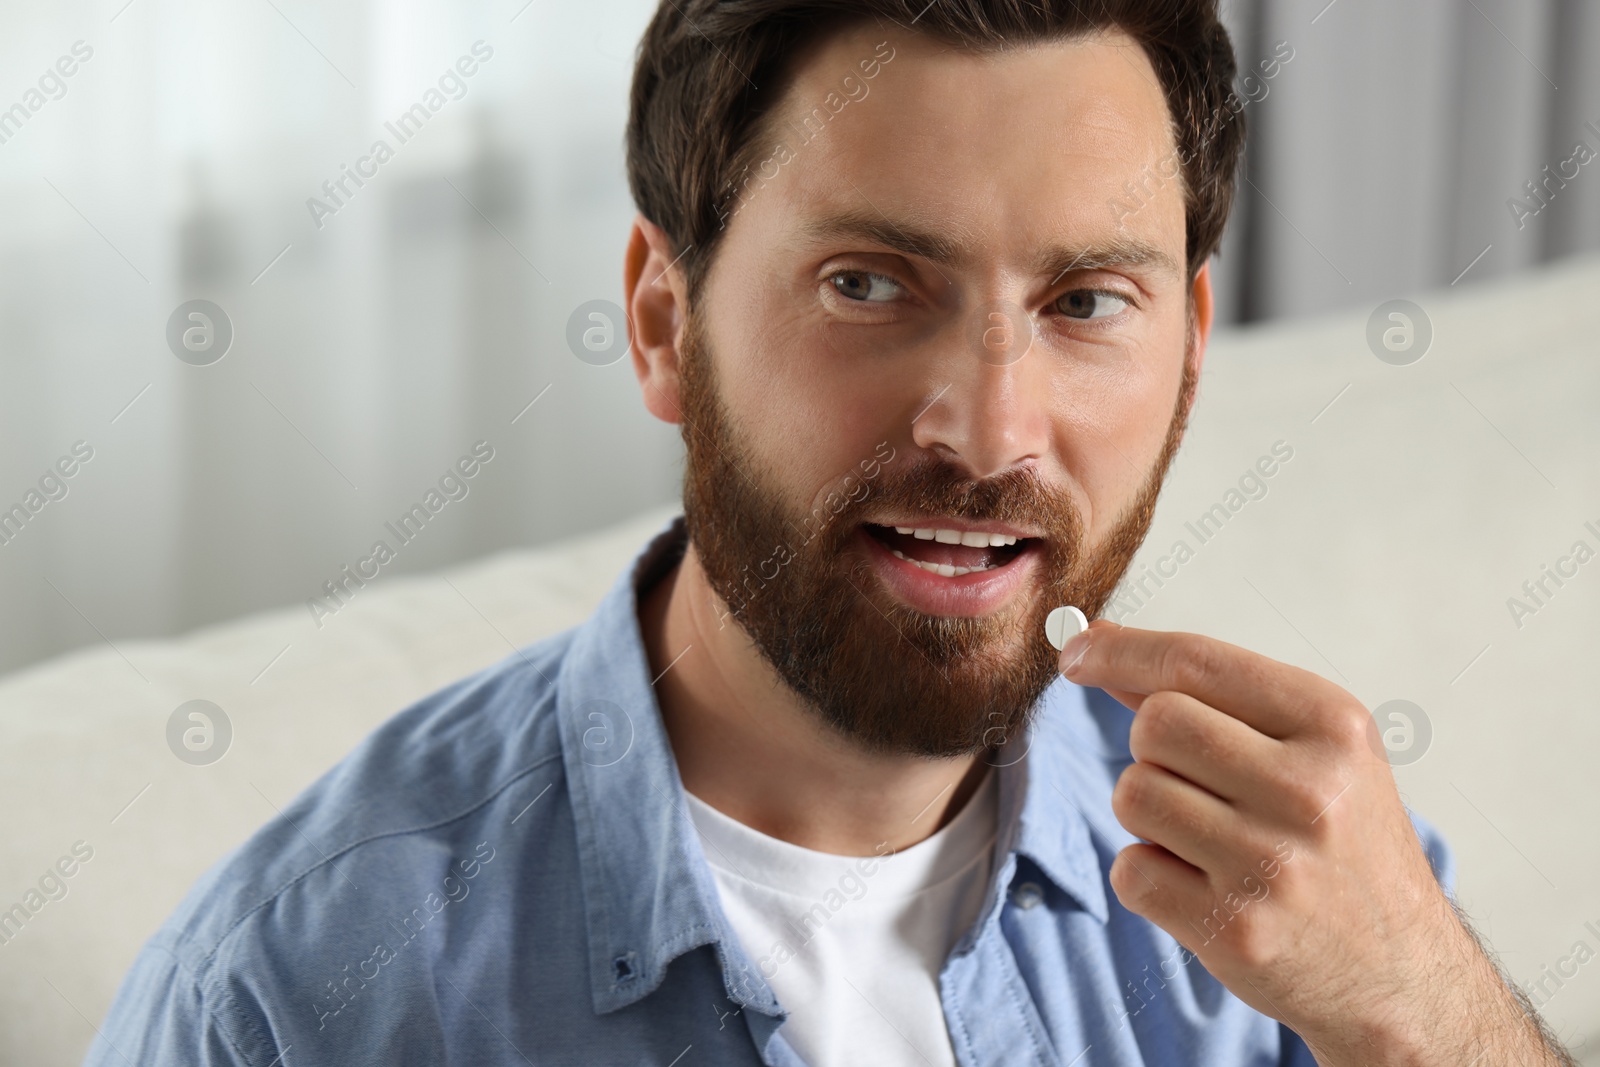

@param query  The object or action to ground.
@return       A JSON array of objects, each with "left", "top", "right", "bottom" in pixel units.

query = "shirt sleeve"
[
  {"left": 82, "top": 942, "right": 260, "bottom": 1067},
  {"left": 1275, "top": 806, "right": 1457, "bottom": 1066}
]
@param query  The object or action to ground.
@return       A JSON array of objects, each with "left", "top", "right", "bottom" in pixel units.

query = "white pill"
[{"left": 1044, "top": 605, "right": 1088, "bottom": 651}]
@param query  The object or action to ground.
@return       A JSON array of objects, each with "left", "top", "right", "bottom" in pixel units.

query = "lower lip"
[{"left": 853, "top": 526, "right": 1039, "bottom": 617}]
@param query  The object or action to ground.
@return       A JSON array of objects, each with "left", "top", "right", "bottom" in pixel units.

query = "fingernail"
[{"left": 1060, "top": 631, "right": 1092, "bottom": 677}]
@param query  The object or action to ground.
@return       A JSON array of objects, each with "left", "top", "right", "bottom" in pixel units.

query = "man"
[{"left": 88, "top": 1, "right": 1574, "bottom": 1064}]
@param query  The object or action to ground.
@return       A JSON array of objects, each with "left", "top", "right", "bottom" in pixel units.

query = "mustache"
[{"left": 821, "top": 455, "right": 1082, "bottom": 546}]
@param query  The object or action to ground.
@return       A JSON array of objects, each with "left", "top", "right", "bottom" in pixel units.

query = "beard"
[{"left": 676, "top": 311, "right": 1197, "bottom": 759}]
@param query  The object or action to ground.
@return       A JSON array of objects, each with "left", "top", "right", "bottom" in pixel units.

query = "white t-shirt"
[{"left": 684, "top": 767, "right": 999, "bottom": 1067}]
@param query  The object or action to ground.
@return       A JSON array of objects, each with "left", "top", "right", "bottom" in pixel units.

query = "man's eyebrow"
[
  {"left": 796, "top": 207, "right": 1182, "bottom": 282},
  {"left": 1036, "top": 238, "right": 1182, "bottom": 284},
  {"left": 797, "top": 208, "right": 966, "bottom": 265}
]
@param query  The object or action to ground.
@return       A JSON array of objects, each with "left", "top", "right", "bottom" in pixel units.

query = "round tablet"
[{"left": 1044, "top": 605, "right": 1088, "bottom": 651}]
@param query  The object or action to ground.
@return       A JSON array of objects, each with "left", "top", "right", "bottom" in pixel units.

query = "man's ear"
[
  {"left": 624, "top": 214, "right": 690, "bottom": 425},
  {"left": 1190, "top": 259, "right": 1215, "bottom": 381}
]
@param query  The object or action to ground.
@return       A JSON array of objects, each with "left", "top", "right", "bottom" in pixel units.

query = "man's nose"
[{"left": 908, "top": 306, "right": 1053, "bottom": 480}]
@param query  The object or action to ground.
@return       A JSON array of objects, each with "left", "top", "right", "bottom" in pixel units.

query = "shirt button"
[{"left": 1012, "top": 881, "right": 1044, "bottom": 909}]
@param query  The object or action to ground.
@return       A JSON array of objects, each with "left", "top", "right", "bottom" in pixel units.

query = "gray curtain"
[{"left": 1214, "top": 0, "right": 1600, "bottom": 324}]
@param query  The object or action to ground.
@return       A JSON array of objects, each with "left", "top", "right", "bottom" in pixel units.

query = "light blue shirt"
[{"left": 87, "top": 515, "right": 1454, "bottom": 1066}]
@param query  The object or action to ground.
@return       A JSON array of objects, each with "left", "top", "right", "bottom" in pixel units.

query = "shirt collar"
[{"left": 557, "top": 513, "right": 1127, "bottom": 1017}]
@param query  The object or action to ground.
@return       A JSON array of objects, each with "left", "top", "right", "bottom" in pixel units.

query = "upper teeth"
[{"left": 893, "top": 526, "right": 1018, "bottom": 547}]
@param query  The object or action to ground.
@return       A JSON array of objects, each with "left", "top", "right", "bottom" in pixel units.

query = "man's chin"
[{"left": 704, "top": 549, "right": 1050, "bottom": 757}]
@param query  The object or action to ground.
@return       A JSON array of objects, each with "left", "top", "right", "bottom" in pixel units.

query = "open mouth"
[{"left": 861, "top": 523, "right": 1033, "bottom": 577}]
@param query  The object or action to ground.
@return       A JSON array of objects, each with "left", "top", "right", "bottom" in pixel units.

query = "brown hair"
[{"left": 626, "top": 0, "right": 1247, "bottom": 310}]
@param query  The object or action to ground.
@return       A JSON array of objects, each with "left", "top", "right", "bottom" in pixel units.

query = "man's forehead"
[
  {"left": 758, "top": 23, "right": 1187, "bottom": 274},
  {"left": 776, "top": 22, "right": 1176, "bottom": 154}
]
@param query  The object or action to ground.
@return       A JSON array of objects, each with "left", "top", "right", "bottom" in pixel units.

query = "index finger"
[{"left": 1059, "top": 621, "right": 1344, "bottom": 739}]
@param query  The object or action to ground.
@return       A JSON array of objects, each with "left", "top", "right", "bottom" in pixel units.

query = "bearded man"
[{"left": 86, "top": 2, "right": 1575, "bottom": 1065}]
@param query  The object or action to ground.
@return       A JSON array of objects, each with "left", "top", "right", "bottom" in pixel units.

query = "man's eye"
[
  {"left": 1056, "top": 290, "right": 1129, "bottom": 320},
  {"left": 829, "top": 270, "right": 902, "bottom": 303}
]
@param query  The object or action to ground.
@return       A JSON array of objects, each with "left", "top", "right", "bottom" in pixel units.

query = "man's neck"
[{"left": 639, "top": 542, "right": 991, "bottom": 857}]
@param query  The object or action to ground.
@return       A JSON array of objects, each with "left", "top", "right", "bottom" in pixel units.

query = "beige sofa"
[{"left": 2, "top": 254, "right": 1598, "bottom": 1064}]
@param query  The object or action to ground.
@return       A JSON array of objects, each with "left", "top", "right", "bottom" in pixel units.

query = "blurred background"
[
  {"left": 3, "top": 0, "right": 1600, "bottom": 1063},
  {"left": 2, "top": 0, "right": 1599, "bottom": 673}
]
